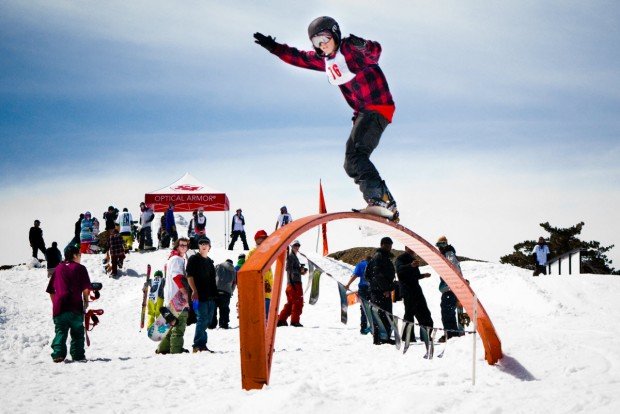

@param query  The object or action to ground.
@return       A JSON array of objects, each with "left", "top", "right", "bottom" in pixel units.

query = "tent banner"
[{"left": 145, "top": 193, "right": 227, "bottom": 205}]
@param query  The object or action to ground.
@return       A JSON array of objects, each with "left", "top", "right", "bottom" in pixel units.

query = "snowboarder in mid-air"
[{"left": 254, "top": 16, "right": 398, "bottom": 221}]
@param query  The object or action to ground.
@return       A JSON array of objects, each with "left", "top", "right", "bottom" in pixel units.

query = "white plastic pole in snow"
[
  {"left": 224, "top": 211, "right": 229, "bottom": 248},
  {"left": 472, "top": 294, "right": 478, "bottom": 386},
  {"left": 315, "top": 225, "right": 320, "bottom": 253}
]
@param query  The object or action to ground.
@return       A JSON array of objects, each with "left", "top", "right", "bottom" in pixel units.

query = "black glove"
[
  {"left": 254, "top": 32, "right": 277, "bottom": 52},
  {"left": 459, "top": 312, "right": 471, "bottom": 327}
]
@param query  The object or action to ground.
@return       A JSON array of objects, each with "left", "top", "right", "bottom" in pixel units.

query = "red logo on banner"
[{"left": 171, "top": 185, "right": 202, "bottom": 191}]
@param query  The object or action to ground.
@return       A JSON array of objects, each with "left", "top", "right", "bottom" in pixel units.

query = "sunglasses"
[
  {"left": 311, "top": 31, "right": 333, "bottom": 48},
  {"left": 179, "top": 244, "right": 189, "bottom": 248}
]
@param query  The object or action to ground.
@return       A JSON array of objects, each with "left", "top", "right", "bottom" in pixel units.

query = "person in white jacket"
[
  {"left": 156, "top": 238, "right": 190, "bottom": 355},
  {"left": 532, "top": 237, "right": 550, "bottom": 276}
]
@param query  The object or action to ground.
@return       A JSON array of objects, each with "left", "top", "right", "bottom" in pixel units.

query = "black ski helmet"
[{"left": 308, "top": 16, "right": 341, "bottom": 55}]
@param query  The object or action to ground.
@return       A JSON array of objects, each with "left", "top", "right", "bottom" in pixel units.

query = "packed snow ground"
[{"left": 1, "top": 246, "right": 619, "bottom": 413}]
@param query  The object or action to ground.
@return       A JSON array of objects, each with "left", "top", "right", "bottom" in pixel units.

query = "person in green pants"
[
  {"left": 156, "top": 238, "right": 190, "bottom": 354},
  {"left": 46, "top": 244, "right": 92, "bottom": 362}
]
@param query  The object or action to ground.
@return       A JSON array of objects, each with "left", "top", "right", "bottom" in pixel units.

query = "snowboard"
[
  {"left": 147, "top": 289, "right": 188, "bottom": 342},
  {"left": 352, "top": 206, "right": 399, "bottom": 222},
  {"left": 423, "top": 328, "right": 437, "bottom": 359},
  {"left": 147, "top": 306, "right": 177, "bottom": 342},
  {"left": 139, "top": 264, "right": 151, "bottom": 330}
]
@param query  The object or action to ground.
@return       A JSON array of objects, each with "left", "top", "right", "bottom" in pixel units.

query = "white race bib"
[{"left": 325, "top": 50, "right": 355, "bottom": 86}]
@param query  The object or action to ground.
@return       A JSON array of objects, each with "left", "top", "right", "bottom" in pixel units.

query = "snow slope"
[{"left": 1, "top": 248, "right": 619, "bottom": 414}]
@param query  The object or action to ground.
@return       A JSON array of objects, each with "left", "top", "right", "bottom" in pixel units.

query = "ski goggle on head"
[{"left": 311, "top": 31, "right": 333, "bottom": 48}]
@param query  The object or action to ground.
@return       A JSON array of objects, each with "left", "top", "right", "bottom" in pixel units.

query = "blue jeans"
[{"left": 193, "top": 300, "right": 215, "bottom": 349}]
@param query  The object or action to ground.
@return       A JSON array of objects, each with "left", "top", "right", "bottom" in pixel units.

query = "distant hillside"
[{"left": 328, "top": 247, "right": 482, "bottom": 267}]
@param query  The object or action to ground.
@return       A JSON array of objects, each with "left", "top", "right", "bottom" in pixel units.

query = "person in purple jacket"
[
  {"left": 46, "top": 244, "right": 92, "bottom": 363},
  {"left": 254, "top": 16, "right": 399, "bottom": 221}
]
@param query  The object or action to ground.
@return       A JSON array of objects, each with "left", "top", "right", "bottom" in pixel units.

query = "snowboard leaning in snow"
[
  {"left": 352, "top": 206, "right": 398, "bottom": 221},
  {"left": 139, "top": 264, "right": 151, "bottom": 330}
]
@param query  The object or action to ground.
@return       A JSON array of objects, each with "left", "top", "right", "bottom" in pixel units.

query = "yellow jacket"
[{"left": 247, "top": 247, "right": 273, "bottom": 299}]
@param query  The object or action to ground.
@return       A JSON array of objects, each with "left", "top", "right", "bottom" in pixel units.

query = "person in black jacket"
[
  {"left": 436, "top": 235, "right": 463, "bottom": 342},
  {"left": 44, "top": 241, "right": 63, "bottom": 278},
  {"left": 29, "top": 219, "right": 46, "bottom": 260},
  {"left": 185, "top": 236, "right": 218, "bottom": 353},
  {"left": 103, "top": 206, "right": 118, "bottom": 232},
  {"left": 71, "top": 214, "right": 84, "bottom": 245},
  {"left": 277, "top": 240, "right": 307, "bottom": 327},
  {"left": 395, "top": 247, "right": 433, "bottom": 343},
  {"left": 367, "top": 236, "right": 396, "bottom": 345}
]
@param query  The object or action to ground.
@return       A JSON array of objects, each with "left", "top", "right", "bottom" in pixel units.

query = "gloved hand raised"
[{"left": 254, "top": 32, "right": 277, "bottom": 52}]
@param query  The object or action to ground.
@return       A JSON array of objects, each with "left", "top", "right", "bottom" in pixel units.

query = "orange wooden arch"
[{"left": 237, "top": 212, "right": 503, "bottom": 390}]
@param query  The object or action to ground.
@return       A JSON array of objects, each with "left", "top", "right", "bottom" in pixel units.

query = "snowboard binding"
[{"left": 159, "top": 306, "right": 178, "bottom": 326}]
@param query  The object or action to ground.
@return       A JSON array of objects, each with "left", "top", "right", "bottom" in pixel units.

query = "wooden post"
[
  {"left": 237, "top": 267, "right": 268, "bottom": 390},
  {"left": 264, "top": 251, "right": 286, "bottom": 383}
]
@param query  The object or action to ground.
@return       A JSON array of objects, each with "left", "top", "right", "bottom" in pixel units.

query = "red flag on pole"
[{"left": 319, "top": 180, "right": 329, "bottom": 255}]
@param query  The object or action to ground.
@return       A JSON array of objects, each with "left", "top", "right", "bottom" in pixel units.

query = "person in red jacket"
[{"left": 254, "top": 16, "right": 398, "bottom": 221}]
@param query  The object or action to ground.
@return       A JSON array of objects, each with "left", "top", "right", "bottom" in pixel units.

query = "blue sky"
[{"left": 1, "top": 1, "right": 619, "bottom": 267}]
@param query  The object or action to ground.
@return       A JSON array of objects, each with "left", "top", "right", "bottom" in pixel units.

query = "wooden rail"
[{"left": 237, "top": 212, "right": 503, "bottom": 390}]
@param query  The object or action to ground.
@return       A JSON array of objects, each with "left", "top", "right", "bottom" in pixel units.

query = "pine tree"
[{"left": 500, "top": 221, "right": 617, "bottom": 274}]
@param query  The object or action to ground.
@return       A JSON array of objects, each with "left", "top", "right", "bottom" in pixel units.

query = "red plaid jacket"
[
  {"left": 271, "top": 35, "right": 395, "bottom": 122},
  {"left": 109, "top": 233, "right": 125, "bottom": 257}
]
